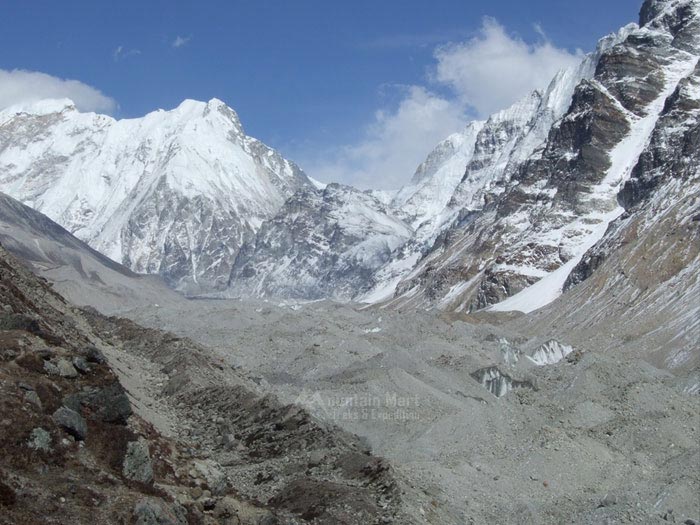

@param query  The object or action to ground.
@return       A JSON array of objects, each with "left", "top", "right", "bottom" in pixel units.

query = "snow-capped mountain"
[
  {"left": 228, "top": 183, "right": 412, "bottom": 300},
  {"left": 392, "top": 121, "right": 484, "bottom": 232},
  {"left": 0, "top": 98, "right": 312, "bottom": 293},
  {"left": 378, "top": 0, "right": 699, "bottom": 312},
  {"left": 225, "top": 0, "right": 698, "bottom": 309},
  {"left": 225, "top": 37, "right": 604, "bottom": 304},
  {"left": 362, "top": 57, "right": 600, "bottom": 305}
]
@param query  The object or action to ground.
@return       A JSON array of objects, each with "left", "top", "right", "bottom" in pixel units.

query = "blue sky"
[{"left": 1, "top": 0, "right": 642, "bottom": 188}]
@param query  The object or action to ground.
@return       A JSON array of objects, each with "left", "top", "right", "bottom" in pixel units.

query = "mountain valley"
[{"left": 0, "top": 0, "right": 698, "bottom": 523}]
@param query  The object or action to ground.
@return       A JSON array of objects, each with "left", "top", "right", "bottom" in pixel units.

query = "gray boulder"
[
  {"left": 123, "top": 439, "right": 154, "bottom": 484},
  {"left": 23, "top": 390, "right": 42, "bottom": 410},
  {"left": 43, "top": 360, "right": 60, "bottom": 376},
  {"left": 56, "top": 358, "right": 78, "bottom": 378},
  {"left": 63, "top": 383, "right": 132, "bottom": 424},
  {"left": 27, "top": 428, "right": 52, "bottom": 452},
  {"left": 80, "top": 345, "right": 106, "bottom": 364},
  {"left": 191, "top": 459, "right": 228, "bottom": 496},
  {"left": 52, "top": 407, "right": 87, "bottom": 440},
  {"left": 72, "top": 356, "right": 91, "bottom": 374},
  {"left": 132, "top": 499, "right": 187, "bottom": 525}
]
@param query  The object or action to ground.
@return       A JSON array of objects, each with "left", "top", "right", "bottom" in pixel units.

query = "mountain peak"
[
  {"left": 0, "top": 97, "right": 77, "bottom": 119},
  {"left": 167, "top": 97, "right": 243, "bottom": 131},
  {"left": 0, "top": 93, "right": 311, "bottom": 293},
  {"left": 206, "top": 97, "right": 227, "bottom": 108}
]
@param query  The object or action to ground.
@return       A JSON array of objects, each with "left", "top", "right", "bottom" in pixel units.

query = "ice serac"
[
  {"left": 0, "top": 98, "right": 312, "bottom": 293},
  {"left": 386, "top": 0, "right": 699, "bottom": 313},
  {"left": 526, "top": 340, "right": 574, "bottom": 366},
  {"left": 228, "top": 183, "right": 412, "bottom": 300}
]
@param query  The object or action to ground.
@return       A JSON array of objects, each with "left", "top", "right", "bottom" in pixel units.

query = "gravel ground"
[{"left": 124, "top": 298, "right": 700, "bottom": 524}]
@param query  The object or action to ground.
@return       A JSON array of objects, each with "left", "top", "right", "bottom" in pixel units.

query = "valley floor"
[{"left": 122, "top": 297, "right": 700, "bottom": 524}]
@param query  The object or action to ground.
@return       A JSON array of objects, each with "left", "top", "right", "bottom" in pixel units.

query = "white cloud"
[
  {"left": 304, "top": 18, "right": 582, "bottom": 189},
  {"left": 301, "top": 87, "right": 465, "bottom": 190},
  {"left": 0, "top": 69, "right": 116, "bottom": 114},
  {"left": 113, "top": 45, "right": 141, "bottom": 61},
  {"left": 172, "top": 36, "right": 191, "bottom": 49},
  {"left": 434, "top": 18, "right": 582, "bottom": 116}
]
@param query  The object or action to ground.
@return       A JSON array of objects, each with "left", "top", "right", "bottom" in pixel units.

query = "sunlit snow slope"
[{"left": 0, "top": 98, "right": 312, "bottom": 293}]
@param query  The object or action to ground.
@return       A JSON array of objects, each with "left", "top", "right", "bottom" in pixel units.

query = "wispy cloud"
[
  {"left": 301, "top": 18, "right": 583, "bottom": 190},
  {"left": 0, "top": 69, "right": 116, "bottom": 113},
  {"left": 113, "top": 45, "right": 141, "bottom": 62},
  {"left": 299, "top": 86, "right": 465, "bottom": 190},
  {"left": 433, "top": 17, "right": 583, "bottom": 116},
  {"left": 359, "top": 28, "right": 472, "bottom": 50},
  {"left": 172, "top": 35, "right": 191, "bottom": 49}
]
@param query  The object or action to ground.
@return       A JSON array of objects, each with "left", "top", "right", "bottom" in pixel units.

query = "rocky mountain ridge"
[
  {"left": 371, "top": 0, "right": 700, "bottom": 312},
  {"left": 223, "top": 0, "right": 699, "bottom": 312},
  {"left": 228, "top": 183, "right": 413, "bottom": 300}
]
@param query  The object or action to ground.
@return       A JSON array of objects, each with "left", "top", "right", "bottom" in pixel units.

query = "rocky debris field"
[
  {"left": 0, "top": 244, "right": 413, "bottom": 524},
  {"left": 0, "top": 244, "right": 194, "bottom": 524},
  {"left": 82, "top": 309, "right": 412, "bottom": 524},
  {"left": 0, "top": 199, "right": 697, "bottom": 523},
  {"left": 125, "top": 298, "right": 700, "bottom": 524}
]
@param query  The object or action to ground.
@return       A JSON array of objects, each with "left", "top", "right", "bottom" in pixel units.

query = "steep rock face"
[
  {"left": 228, "top": 184, "right": 412, "bottom": 300},
  {"left": 508, "top": 59, "right": 700, "bottom": 371},
  {"left": 387, "top": 0, "right": 699, "bottom": 312},
  {"left": 361, "top": 25, "right": 625, "bottom": 305},
  {"left": 392, "top": 121, "right": 484, "bottom": 231},
  {"left": 567, "top": 60, "right": 700, "bottom": 290},
  {"left": 0, "top": 98, "right": 311, "bottom": 293}
]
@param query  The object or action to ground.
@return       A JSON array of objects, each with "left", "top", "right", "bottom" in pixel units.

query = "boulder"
[
  {"left": 24, "top": 390, "right": 42, "bottom": 409},
  {"left": 132, "top": 499, "right": 187, "bottom": 525},
  {"left": 191, "top": 459, "right": 228, "bottom": 496},
  {"left": 63, "top": 383, "right": 132, "bottom": 424},
  {"left": 43, "top": 360, "right": 60, "bottom": 376},
  {"left": 27, "top": 427, "right": 52, "bottom": 452},
  {"left": 52, "top": 407, "right": 87, "bottom": 440},
  {"left": 123, "top": 439, "right": 154, "bottom": 485},
  {"left": 56, "top": 358, "right": 78, "bottom": 378},
  {"left": 80, "top": 345, "right": 106, "bottom": 364},
  {"left": 72, "top": 356, "right": 91, "bottom": 374}
]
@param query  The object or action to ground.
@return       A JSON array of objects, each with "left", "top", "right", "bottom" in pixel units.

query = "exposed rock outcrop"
[{"left": 0, "top": 242, "right": 409, "bottom": 523}]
